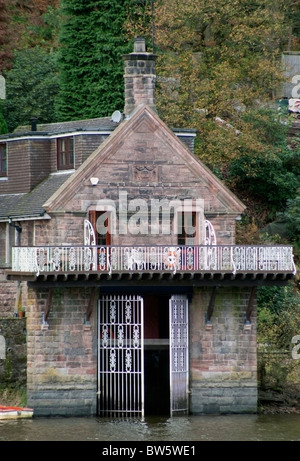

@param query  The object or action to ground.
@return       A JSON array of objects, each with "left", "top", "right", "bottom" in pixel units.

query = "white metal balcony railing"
[{"left": 11, "top": 245, "right": 296, "bottom": 277}]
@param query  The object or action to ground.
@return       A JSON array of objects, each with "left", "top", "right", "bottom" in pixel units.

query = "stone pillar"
[
  {"left": 26, "top": 286, "right": 98, "bottom": 416},
  {"left": 123, "top": 37, "right": 157, "bottom": 117},
  {"left": 189, "top": 287, "right": 258, "bottom": 414}
]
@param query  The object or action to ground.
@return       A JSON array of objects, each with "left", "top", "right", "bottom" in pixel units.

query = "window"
[
  {"left": 89, "top": 210, "right": 112, "bottom": 246},
  {"left": 177, "top": 211, "right": 197, "bottom": 245},
  {"left": 57, "top": 137, "right": 74, "bottom": 170},
  {"left": 0, "top": 143, "right": 7, "bottom": 176}
]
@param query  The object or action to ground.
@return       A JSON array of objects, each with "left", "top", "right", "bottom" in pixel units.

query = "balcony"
[{"left": 6, "top": 244, "right": 296, "bottom": 285}]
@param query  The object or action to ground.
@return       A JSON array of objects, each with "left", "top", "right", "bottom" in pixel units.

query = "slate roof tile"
[{"left": 0, "top": 172, "right": 73, "bottom": 220}]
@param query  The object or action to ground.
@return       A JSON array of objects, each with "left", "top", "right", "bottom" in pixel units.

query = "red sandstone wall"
[
  {"left": 0, "top": 269, "right": 19, "bottom": 317},
  {"left": 189, "top": 286, "right": 257, "bottom": 413},
  {"left": 26, "top": 285, "right": 97, "bottom": 416}
]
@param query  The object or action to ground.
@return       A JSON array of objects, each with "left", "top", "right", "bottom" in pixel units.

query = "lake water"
[{"left": 0, "top": 413, "right": 300, "bottom": 442}]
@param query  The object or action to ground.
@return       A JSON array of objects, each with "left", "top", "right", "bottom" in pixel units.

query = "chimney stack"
[
  {"left": 30, "top": 117, "right": 38, "bottom": 131},
  {"left": 123, "top": 37, "right": 157, "bottom": 117}
]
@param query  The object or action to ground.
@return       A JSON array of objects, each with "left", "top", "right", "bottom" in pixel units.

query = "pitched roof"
[
  {"left": 44, "top": 104, "right": 246, "bottom": 215},
  {"left": 1, "top": 104, "right": 246, "bottom": 221},
  {"left": 0, "top": 172, "right": 73, "bottom": 220},
  {"left": 0, "top": 117, "right": 121, "bottom": 142},
  {"left": 13, "top": 117, "right": 120, "bottom": 135},
  {"left": 0, "top": 194, "right": 23, "bottom": 220},
  {"left": 0, "top": 108, "right": 198, "bottom": 221}
]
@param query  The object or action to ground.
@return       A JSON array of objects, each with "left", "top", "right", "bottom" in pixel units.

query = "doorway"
[
  {"left": 97, "top": 293, "right": 189, "bottom": 418},
  {"left": 144, "top": 294, "right": 170, "bottom": 416}
]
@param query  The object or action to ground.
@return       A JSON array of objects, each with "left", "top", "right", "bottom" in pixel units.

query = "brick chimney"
[{"left": 123, "top": 37, "right": 157, "bottom": 117}]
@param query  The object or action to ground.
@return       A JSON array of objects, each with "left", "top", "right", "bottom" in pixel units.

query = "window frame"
[
  {"left": 177, "top": 211, "right": 197, "bottom": 246},
  {"left": 57, "top": 136, "right": 74, "bottom": 170},
  {"left": 89, "top": 210, "right": 112, "bottom": 246},
  {"left": 174, "top": 202, "right": 205, "bottom": 246},
  {"left": 0, "top": 143, "right": 7, "bottom": 177}
]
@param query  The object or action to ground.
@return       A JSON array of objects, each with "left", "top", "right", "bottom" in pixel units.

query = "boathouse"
[{"left": 0, "top": 38, "right": 296, "bottom": 417}]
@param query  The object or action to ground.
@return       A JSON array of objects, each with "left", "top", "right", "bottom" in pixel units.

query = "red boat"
[{"left": 0, "top": 405, "right": 34, "bottom": 420}]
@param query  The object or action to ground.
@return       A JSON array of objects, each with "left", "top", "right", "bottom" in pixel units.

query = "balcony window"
[
  {"left": 57, "top": 137, "right": 74, "bottom": 170},
  {"left": 0, "top": 143, "right": 7, "bottom": 176},
  {"left": 89, "top": 210, "right": 112, "bottom": 246},
  {"left": 178, "top": 211, "right": 197, "bottom": 245}
]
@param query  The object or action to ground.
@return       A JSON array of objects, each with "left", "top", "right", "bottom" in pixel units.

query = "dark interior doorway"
[{"left": 144, "top": 294, "right": 170, "bottom": 416}]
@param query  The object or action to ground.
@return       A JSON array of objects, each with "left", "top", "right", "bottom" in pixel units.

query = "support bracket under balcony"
[
  {"left": 84, "top": 287, "right": 98, "bottom": 325},
  {"left": 42, "top": 287, "right": 53, "bottom": 329},
  {"left": 244, "top": 286, "right": 257, "bottom": 330},
  {"left": 205, "top": 286, "right": 218, "bottom": 330}
]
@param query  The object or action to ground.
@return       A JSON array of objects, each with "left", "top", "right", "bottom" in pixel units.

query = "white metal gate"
[
  {"left": 169, "top": 295, "right": 189, "bottom": 415},
  {"left": 97, "top": 295, "right": 144, "bottom": 417}
]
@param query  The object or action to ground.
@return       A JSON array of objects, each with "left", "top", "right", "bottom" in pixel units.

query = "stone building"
[{"left": 0, "top": 38, "right": 296, "bottom": 417}]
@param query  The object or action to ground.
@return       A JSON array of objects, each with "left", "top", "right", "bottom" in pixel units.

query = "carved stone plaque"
[{"left": 132, "top": 165, "right": 158, "bottom": 182}]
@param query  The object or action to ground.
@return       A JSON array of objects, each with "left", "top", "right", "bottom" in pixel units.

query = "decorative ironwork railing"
[{"left": 11, "top": 245, "right": 296, "bottom": 276}]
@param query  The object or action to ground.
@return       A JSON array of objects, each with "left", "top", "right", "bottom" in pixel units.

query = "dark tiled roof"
[
  {"left": 0, "top": 194, "right": 24, "bottom": 219},
  {"left": 0, "top": 172, "right": 73, "bottom": 220},
  {"left": 13, "top": 117, "right": 121, "bottom": 135}
]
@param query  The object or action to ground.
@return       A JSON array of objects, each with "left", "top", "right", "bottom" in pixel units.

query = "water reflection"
[{"left": 0, "top": 414, "right": 300, "bottom": 441}]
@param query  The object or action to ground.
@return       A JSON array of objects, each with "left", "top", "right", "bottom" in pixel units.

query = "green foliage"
[
  {"left": 0, "top": 386, "right": 27, "bottom": 407},
  {"left": 283, "top": 192, "right": 300, "bottom": 249},
  {"left": 241, "top": 108, "right": 290, "bottom": 147},
  {"left": 257, "top": 348, "right": 295, "bottom": 392},
  {"left": 0, "top": 0, "right": 13, "bottom": 70},
  {"left": 124, "top": 0, "right": 154, "bottom": 47},
  {"left": 134, "top": 1, "right": 300, "bottom": 225},
  {"left": 0, "top": 101, "right": 8, "bottom": 134},
  {"left": 150, "top": 0, "right": 291, "bottom": 125},
  {"left": 4, "top": 1, "right": 60, "bottom": 57},
  {"left": 257, "top": 283, "right": 300, "bottom": 392},
  {"left": 27, "top": 6, "right": 61, "bottom": 47},
  {"left": 55, "top": 0, "right": 135, "bottom": 121},
  {"left": 2, "top": 47, "right": 59, "bottom": 132},
  {"left": 228, "top": 109, "right": 300, "bottom": 210},
  {"left": 257, "top": 284, "right": 300, "bottom": 349},
  {"left": 258, "top": 284, "right": 299, "bottom": 316},
  {"left": 229, "top": 150, "right": 300, "bottom": 209}
]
